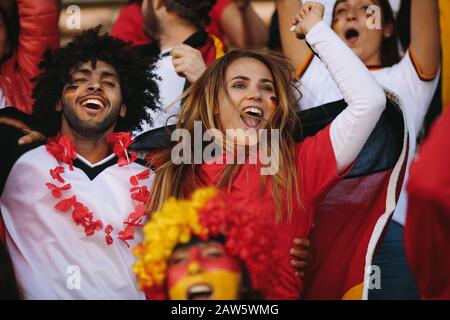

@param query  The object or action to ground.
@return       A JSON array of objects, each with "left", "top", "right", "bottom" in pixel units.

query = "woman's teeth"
[
  {"left": 243, "top": 107, "right": 263, "bottom": 117},
  {"left": 241, "top": 106, "right": 263, "bottom": 128}
]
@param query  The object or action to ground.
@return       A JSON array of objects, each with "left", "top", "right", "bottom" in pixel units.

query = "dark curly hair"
[
  {"left": 162, "top": 0, "right": 216, "bottom": 28},
  {"left": 31, "top": 26, "right": 160, "bottom": 136},
  {"left": 0, "top": 1, "right": 19, "bottom": 65}
]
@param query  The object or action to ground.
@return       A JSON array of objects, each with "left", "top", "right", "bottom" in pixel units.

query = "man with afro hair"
[{"left": 0, "top": 26, "right": 159, "bottom": 299}]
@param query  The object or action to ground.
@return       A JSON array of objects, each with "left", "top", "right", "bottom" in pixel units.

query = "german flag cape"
[{"left": 298, "top": 91, "right": 409, "bottom": 300}]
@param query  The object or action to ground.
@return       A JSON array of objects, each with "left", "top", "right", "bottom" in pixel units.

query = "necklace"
[{"left": 45, "top": 132, "right": 150, "bottom": 247}]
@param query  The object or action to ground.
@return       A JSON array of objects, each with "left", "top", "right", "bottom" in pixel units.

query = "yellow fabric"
[
  {"left": 210, "top": 34, "right": 225, "bottom": 60},
  {"left": 342, "top": 282, "right": 364, "bottom": 300},
  {"left": 440, "top": 0, "right": 450, "bottom": 109}
]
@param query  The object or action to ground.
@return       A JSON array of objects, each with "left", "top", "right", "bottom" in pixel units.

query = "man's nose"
[{"left": 87, "top": 79, "right": 103, "bottom": 92}]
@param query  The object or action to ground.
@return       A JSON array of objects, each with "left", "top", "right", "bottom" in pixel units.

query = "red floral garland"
[{"left": 45, "top": 132, "right": 150, "bottom": 246}]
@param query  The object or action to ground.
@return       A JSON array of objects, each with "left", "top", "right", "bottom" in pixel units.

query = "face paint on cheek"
[
  {"left": 64, "top": 85, "right": 78, "bottom": 101},
  {"left": 270, "top": 96, "right": 278, "bottom": 109}
]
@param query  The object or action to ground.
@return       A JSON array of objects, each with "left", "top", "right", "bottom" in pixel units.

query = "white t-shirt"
[
  {"left": 298, "top": 50, "right": 440, "bottom": 225},
  {"left": 0, "top": 87, "right": 6, "bottom": 109},
  {"left": 135, "top": 48, "right": 186, "bottom": 137},
  {"left": 1, "top": 146, "right": 153, "bottom": 299}
]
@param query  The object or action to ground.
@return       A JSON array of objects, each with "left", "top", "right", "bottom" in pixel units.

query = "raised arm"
[
  {"left": 277, "top": 0, "right": 312, "bottom": 70},
  {"left": 15, "top": 0, "right": 60, "bottom": 78},
  {"left": 294, "top": 2, "right": 386, "bottom": 173},
  {"left": 220, "top": 0, "right": 268, "bottom": 47},
  {"left": 410, "top": 0, "right": 441, "bottom": 78}
]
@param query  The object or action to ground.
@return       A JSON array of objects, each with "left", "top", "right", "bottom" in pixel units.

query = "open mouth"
[
  {"left": 79, "top": 96, "right": 107, "bottom": 111},
  {"left": 240, "top": 106, "right": 264, "bottom": 128},
  {"left": 345, "top": 28, "right": 360, "bottom": 44},
  {"left": 186, "top": 283, "right": 214, "bottom": 300}
]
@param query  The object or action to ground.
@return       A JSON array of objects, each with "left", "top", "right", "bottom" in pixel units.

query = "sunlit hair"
[
  {"left": 147, "top": 49, "right": 301, "bottom": 222},
  {"left": 332, "top": 0, "right": 401, "bottom": 67}
]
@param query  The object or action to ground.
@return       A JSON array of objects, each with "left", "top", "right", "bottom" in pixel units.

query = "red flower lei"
[{"left": 45, "top": 132, "right": 151, "bottom": 246}]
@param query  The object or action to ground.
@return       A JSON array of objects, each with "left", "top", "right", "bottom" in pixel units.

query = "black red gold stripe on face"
[
  {"left": 270, "top": 96, "right": 278, "bottom": 108},
  {"left": 64, "top": 85, "right": 78, "bottom": 100}
]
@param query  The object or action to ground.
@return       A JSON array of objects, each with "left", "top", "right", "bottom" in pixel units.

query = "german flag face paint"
[
  {"left": 167, "top": 241, "right": 242, "bottom": 300},
  {"left": 64, "top": 84, "right": 78, "bottom": 101},
  {"left": 270, "top": 96, "right": 278, "bottom": 109}
]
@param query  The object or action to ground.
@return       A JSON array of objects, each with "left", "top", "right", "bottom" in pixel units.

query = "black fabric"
[
  {"left": 130, "top": 124, "right": 175, "bottom": 151},
  {"left": 298, "top": 97, "right": 405, "bottom": 178},
  {"left": 0, "top": 124, "right": 44, "bottom": 195},
  {"left": 294, "top": 99, "right": 348, "bottom": 140},
  {"left": 0, "top": 106, "right": 52, "bottom": 136},
  {"left": 267, "top": 9, "right": 281, "bottom": 51},
  {"left": 72, "top": 157, "right": 118, "bottom": 181}
]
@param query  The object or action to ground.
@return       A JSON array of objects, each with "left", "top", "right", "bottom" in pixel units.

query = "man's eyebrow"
[
  {"left": 73, "top": 68, "right": 91, "bottom": 75},
  {"left": 101, "top": 71, "right": 118, "bottom": 79}
]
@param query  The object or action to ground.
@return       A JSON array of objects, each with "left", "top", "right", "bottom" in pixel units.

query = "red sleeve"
[
  {"left": 206, "top": 0, "right": 232, "bottom": 42},
  {"left": 210, "top": 0, "right": 232, "bottom": 22},
  {"left": 111, "top": 3, "right": 151, "bottom": 46},
  {"left": 405, "top": 106, "right": 450, "bottom": 299},
  {"left": 1, "top": 0, "right": 59, "bottom": 113},
  {"left": 15, "top": 0, "right": 59, "bottom": 80},
  {"left": 296, "top": 124, "right": 348, "bottom": 208}
]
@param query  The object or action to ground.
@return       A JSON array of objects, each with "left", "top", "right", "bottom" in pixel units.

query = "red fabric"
[
  {"left": 192, "top": 125, "right": 345, "bottom": 299},
  {"left": 111, "top": 2, "right": 150, "bottom": 46},
  {"left": 0, "top": 0, "right": 60, "bottom": 114},
  {"left": 111, "top": 0, "right": 231, "bottom": 46},
  {"left": 303, "top": 170, "right": 395, "bottom": 299},
  {"left": 405, "top": 106, "right": 450, "bottom": 300},
  {"left": 207, "top": 0, "right": 232, "bottom": 44},
  {"left": 197, "top": 35, "right": 220, "bottom": 65}
]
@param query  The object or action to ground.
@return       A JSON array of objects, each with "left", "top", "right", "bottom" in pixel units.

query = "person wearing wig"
[
  {"left": 134, "top": 187, "right": 280, "bottom": 300},
  {"left": 0, "top": 27, "right": 159, "bottom": 299},
  {"left": 278, "top": 0, "right": 440, "bottom": 299},
  {"left": 0, "top": 0, "right": 59, "bottom": 113},
  {"left": 145, "top": 2, "right": 386, "bottom": 299}
]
